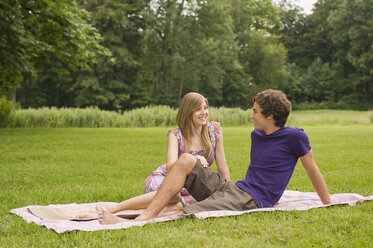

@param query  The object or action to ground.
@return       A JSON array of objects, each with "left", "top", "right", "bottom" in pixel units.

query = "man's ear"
[{"left": 266, "top": 114, "right": 274, "bottom": 120}]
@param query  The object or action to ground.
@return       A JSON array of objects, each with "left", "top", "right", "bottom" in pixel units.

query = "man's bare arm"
[{"left": 300, "top": 149, "right": 331, "bottom": 204}]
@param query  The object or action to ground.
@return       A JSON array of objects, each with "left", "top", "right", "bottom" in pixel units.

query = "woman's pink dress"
[{"left": 143, "top": 122, "right": 221, "bottom": 205}]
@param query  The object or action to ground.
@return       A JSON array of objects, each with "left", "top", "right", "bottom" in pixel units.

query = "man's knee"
[{"left": 177, "top": 153, "right": 198, "bottom": 173}]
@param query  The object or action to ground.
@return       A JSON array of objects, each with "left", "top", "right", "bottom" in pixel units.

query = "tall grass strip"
[{"left": 9, "top": 107, "right": 372, "bottom": 128}]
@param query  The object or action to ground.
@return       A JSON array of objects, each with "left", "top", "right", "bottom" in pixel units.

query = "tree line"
[{"left": 1, "top": 0, "right": 372, "bottom": 111}]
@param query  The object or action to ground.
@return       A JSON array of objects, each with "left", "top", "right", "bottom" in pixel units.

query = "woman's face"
[{"left": 192, "top": 101, "right": 208, "bottom": 127}]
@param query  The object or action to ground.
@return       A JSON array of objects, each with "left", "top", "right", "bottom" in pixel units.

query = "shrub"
[
  {"left": 14, "top": 107, "right": 125, "bottom": 128},
  {"left": 0, "top": 96, "right": 15, "bottom": 127},
  {"left": 209, "top": 107, "right": 251, "bottom": 126},
  {"left": 121, "top": 105, "right": 177, "bottom": 127}
]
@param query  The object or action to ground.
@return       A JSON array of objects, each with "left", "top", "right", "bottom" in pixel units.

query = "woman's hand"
[{"left": 195, "top": 155, "right": 208, "bottom": 167}]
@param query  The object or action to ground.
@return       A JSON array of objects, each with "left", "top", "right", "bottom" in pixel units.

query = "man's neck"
[{"left": 263, "top": 125, "right": 281, "bottom": 135}]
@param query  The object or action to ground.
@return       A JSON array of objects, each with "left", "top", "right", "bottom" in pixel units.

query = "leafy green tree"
[
  {"left": 138, "top": 0, "right": 241, "bottom": 107},
  {"left": 276, "top": 0, "right": 372, "bottom": 109},
  {"left": 74, "top": 0, "right": 149, "bottom": 110},
  {"left": 229, "top": 0, "right": 288, "bottom": 106},
  {"left": 328, "top": 0, "right": 373, "bottom": 107},
  {"left": 304, "top": 0, "right": 338, "bottom": 64},
  {"left": 17, "top": 0, "right": 148, "bottom": 110},
  {"left": 0, "top": 0, "right": 110, "bottom": 98},
  {"left": 13, "top": 0, "right": 296, "bottom": 110},
  {"left": 17, "top": 60, "right": 75, "bottom": 108},
  {"left": 244, "top": 30, "right": 288, "bottom": 90},
  {"left": 300, "top": 57, "right": 334, "bottom": 102},
  {"left": 191, "top": 0, "right": 240, "bottom": 106},
  {"left": 274, "top": 1, "right": 310, "bottom": 67},
  {"left": 137, "top": 0, "right": 190, "bottom": 106}
]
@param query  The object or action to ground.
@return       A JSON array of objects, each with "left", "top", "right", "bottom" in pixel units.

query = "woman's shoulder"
[
  {"left": 167, "top": 127, "right": 182, "bottom": 139},
  {"left": 209, "top": 121, "right": 222, "bottom": 132},
  {"left": 209, "top": 121, "right": 221, "bottom": 128},
  {"left": 208, "top": 121, "right": 222, "bottom": 139}
]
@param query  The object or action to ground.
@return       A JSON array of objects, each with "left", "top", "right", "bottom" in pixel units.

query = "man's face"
[{"left": 250, "top": 102, "right": 271, "bottom": 131}]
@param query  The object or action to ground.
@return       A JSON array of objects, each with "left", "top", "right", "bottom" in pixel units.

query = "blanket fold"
[{"left": 9, "top": 190, "right": 373, "bottom": 233}]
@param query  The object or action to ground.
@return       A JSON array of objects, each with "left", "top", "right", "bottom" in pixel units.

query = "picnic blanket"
[{"left": 9, "top": 190, "right": 373, "bottom": 233}]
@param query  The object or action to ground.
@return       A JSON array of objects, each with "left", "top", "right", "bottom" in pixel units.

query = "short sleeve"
[
  {"left": 212, "top": 122, "right": 222, "bottom": 141},
  {"left": 292, "top": 128, "right": 311, "bottom": 157},
  {"left": 167, "top": 128, "right": 181, "bottom": 139},
  {"left": 167, "top": 127, "right": 184, "bottom": 155}
]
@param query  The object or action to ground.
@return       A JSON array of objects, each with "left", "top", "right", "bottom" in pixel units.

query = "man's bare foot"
[
  {"left": 134, "top": 213, "right": 151, "bottom": 221},
  {"left": 97, "top": 207, "right": 132, "bottom": 224},
  {"left": 134, "top": 208, "right": 158, "bottom": 221},
  {"left": 160, "top": 202, "right": 183, "bottom": 214},
  {"left": 133, "top": 202, "right": 185, "bottom": 221}
]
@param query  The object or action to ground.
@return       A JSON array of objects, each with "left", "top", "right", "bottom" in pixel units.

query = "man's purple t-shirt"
[{"left": 235, "top": 127, "right": 311, "bottom": 208}]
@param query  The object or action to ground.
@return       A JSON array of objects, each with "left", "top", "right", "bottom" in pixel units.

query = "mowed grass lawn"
[{"left": 1, "top": 123, "right": 372, "bottom": 247}]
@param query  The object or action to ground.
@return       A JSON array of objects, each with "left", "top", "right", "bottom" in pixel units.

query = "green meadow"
[{"left": 1, "top": 111, "right": 372, "bottom": 247}]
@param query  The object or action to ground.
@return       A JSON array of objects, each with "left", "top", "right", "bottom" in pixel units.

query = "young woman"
[{"left": 77, "top": 92, "right": 230, "bottom": 222}]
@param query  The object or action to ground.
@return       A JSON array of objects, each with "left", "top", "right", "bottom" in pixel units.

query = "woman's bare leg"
[
  {"left": 107, "top": 191, "right": 180, "bottom": 212},
  {"left": 75, "top": 209, "right": 99, "bottom": 219},
  {"left": 97, "top": 202, "right": 184, "bottom": 225},
  {"left": 76, "top": 192, "right": 157, "bottom": 219},
  {"left": 76, "top": 191, "right": 180, "bottom": 219}
]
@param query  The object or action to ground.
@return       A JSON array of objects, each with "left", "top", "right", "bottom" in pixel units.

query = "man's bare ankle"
[
  {"left": 135, "top": 214, "right": 150, "bottom": 221},
  {"left": 135, "top": 209, "right": 157, "bottom": 221}
]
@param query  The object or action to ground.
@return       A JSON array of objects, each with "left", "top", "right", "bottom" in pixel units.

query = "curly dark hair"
[{"left": 253, "top": 89, "right": 292, "bottom": 127}]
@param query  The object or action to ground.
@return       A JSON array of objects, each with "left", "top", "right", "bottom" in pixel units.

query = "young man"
[{"left": 99, "top": 89, "right": 331, "bottom": 222}]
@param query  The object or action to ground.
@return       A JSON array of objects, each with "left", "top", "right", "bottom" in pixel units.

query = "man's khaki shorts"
[{"left": 183, "top": 160, "right": 259, "bottom": 214}]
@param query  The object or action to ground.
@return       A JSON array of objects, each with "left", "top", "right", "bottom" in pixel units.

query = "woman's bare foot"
[
  {"left": 76, "top": 206, "right": 115, "bottom": 219},
  {"left": 97, "top": 207, "right": 131, "bottom": 224}
]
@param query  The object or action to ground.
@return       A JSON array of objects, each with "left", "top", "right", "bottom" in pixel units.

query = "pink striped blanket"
[{"left": 9, "top": 190, "right": 373, "bottom": 233}]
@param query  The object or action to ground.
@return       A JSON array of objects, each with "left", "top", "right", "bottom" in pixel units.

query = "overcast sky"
[{"left": 273, "top": 0, "right": 318, "bottom": 15}]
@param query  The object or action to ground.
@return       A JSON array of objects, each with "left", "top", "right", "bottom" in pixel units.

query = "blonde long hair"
[{"left": 176, "top": 92, "right": 212, "bottom": 159}]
